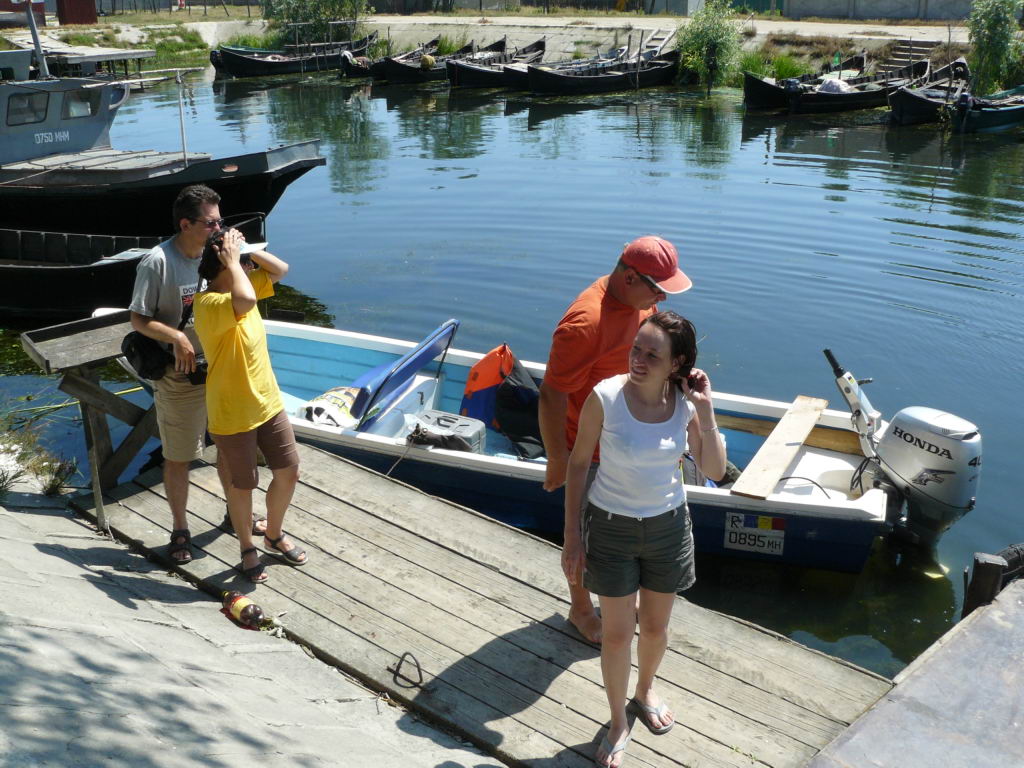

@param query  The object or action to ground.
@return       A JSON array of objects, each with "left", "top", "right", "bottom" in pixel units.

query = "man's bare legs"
[
  {"left": 164, "top": 459, "right": 191, "bottom": 561},
  {"left": 569, "top": 581, "right": 602, "bottom": 644}
]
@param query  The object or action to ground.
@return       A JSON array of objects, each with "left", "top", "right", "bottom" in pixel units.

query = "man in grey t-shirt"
[{"left": 129, "top": 184, "right": 263, "bottom": 563}]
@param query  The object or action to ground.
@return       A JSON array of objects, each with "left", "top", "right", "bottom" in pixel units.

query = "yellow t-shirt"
[{"left": 193, "top": 270, "right": 284, "bottom": 436}]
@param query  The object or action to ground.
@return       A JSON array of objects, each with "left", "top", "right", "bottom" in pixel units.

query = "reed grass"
[
  {"left": 436, "top": 34, "right": 470, "bottom": 56},
  {"left": 0, "top": 465, "right": 24, "bottom": 500},
  {"left": 32, "top": 455, "right": 78, "bottom": 497}
]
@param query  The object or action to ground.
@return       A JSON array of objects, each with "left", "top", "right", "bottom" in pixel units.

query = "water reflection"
[
  {"left": 217, "top": 78, "right": 392, "bottom": 195},
  {"left": 688, "top": 539, "right": 956, "bottom": 678},
  {"left": 5, "top": 75, "right": 1023, "bottom": 676}
]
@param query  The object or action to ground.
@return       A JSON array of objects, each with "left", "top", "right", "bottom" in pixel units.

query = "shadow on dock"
[{"left": 72, "top": 443, "right": 893, "bottom": 767}]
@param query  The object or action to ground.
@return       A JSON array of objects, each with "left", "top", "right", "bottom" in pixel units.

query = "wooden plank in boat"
[
  {"left": 716, "top": 412, "right": 861, "bottom": 455},
  {"left": 730, "top": 395, "right": 828, "bottom": 500}
]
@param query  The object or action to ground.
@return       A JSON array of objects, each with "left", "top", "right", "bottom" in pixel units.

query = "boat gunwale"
[{"left": 268, "top": 319, "right": 885, "bottom": 521}]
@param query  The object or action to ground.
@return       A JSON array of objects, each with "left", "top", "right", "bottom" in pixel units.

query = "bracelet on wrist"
[{"left": 701, "top": 424, "right": 719, "bottom": 433}]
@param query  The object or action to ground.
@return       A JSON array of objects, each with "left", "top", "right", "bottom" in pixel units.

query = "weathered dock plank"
[
  {"left": 809, "top": 578, "right": 1024, "bottom": 768},
  {"left": 73, "top": 444, "right": 891, "bottom": 767}
]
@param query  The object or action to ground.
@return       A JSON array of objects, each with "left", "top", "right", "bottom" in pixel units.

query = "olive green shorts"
[{"left": 582, "top": 502, "right": 695, "bottom": 597}]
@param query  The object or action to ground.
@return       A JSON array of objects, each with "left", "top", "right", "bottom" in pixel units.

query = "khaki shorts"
[
  {"left": 211, "top": 410, "right": 299, "bottom": 491},
  {"left": 153, "top": 365, "right": 207, "bottom": 463},
  {"left": 582, "top": 502, "right": 695, "bottom": 598}
]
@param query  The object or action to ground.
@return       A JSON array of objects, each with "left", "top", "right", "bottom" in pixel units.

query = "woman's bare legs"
[
  {"left": 596, "top": 592, "right": 638, "bottom": 767},
  {"left": 633, "top": 587, "right": 676, "bottom": 730}
]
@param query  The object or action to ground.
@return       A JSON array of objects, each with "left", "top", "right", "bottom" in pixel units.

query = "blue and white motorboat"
[{"left": 265, "top": 319, "right": 982, "bottom": 573}]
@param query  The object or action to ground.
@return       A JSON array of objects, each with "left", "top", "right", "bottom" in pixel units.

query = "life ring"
[{"left": 996, "top": 542, "right": 1024, "bottom": 587}]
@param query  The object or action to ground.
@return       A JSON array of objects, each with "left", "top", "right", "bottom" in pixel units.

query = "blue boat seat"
[{"left": 353, "top": 319, "right": 459, "bottom": 432}]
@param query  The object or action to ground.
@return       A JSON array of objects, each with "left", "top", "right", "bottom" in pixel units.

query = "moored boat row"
[{"left": 0, "top": 11, "right": 325, "bottom": 322}]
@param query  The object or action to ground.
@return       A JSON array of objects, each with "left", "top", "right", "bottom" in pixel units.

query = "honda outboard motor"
[
  {"left": 874, "top": 408, "right": 981, "bottom": 543},
  {"left": 823, "top": 350, "right": 982, "bottom": 546}
]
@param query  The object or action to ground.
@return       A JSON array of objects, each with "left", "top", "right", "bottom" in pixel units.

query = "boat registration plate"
[{"left": 723, "top": 513, "right": 785, "bottom": 556}]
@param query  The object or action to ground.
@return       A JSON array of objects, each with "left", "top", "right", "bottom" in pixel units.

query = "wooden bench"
[{"left": 730, "top": 395, "right": 828, "bottom": 500}]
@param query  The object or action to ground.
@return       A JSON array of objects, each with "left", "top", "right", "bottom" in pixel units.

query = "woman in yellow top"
[{"left": 193, "top": 228, "right": 308, "bottom": 583}]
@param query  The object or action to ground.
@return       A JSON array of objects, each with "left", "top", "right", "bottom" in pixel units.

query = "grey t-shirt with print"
[{"left": 129, "top": 237, "right": 204, "bottom": 355}]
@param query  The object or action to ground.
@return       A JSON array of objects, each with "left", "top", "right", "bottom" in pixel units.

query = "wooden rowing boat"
[
  {"left": 782, "top": 59, "right": 931, "bottom": 114},
  {"left": 743, "top": 53, "right": 867, "bottom": 109},
  {"left": 341, "top": 37, "right": 439, "bottom": 79},
  {"left": 212, "top": 32, "right": 378, "bottom": 78},
  {"left": 950, "top": 82, "right": 1024, "bottom": 133},
  {"left": 381, "top": 38, "right": 506, "bottom": 85},
  {"left": 888, "top": 58, "right": 971, "bottom": 125},
  {"left": 446, "top": 38, "right": 546, "bottom": 89},
  {"left": 528, "top": 50, "right": 679, "bottom": 96}
]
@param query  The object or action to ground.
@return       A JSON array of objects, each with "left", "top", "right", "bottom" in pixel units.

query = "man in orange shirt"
[{"left": 539, "top": 236, "right": 692, "bottom": 644}]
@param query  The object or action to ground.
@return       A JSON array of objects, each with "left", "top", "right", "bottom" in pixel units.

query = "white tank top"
[{"left": 587, "top": 374, "right": 693, "bottom": 518}]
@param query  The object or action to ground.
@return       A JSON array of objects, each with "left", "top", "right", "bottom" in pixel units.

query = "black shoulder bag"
[{"left": 122, "top": 277, "right": 203, "bottom": 381}]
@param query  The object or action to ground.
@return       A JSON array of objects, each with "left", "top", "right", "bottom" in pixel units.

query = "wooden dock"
[
  {"left": 810, "top": 578, "right": 1024, "bottom": 768},
  {"left": 70, "top": 442, "right": 892, "bottom": 767}
]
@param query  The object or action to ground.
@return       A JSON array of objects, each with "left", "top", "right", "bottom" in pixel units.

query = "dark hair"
[
  {"left": 172, "top": 184, "right": 220, "bottom": 232},
  {"left": 641, "top": 311, "right": 697, "bottom": 391},
  {"left": 197, "top": 230, "right": 225, "bottom": 282}
]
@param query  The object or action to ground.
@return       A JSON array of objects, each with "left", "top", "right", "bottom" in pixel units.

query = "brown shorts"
[
  {"left": 211, "top": 410, "right": 299, "bottom": 490},
  {"left": 153, "top": 365, "right": 207, "bottom": 463}
]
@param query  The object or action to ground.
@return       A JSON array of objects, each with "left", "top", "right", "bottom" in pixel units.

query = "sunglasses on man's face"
[
  {"left": 634, "top": 269, "right": 664, "bottom": 295},
  {"left": 191, "top": 216, "right": 225, "bottom": 230}
]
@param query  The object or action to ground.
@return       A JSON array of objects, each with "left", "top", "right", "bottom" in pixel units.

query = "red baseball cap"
[{"left": 620, "top": 236, "right": 692, "bottom": 294}]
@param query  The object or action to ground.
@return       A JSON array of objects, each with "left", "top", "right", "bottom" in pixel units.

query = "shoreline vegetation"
[{"left": 0, "top": 10, "right": 977, "bottom": 87}]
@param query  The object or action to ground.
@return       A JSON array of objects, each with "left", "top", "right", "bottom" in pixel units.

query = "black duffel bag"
[
  {"left": 121, "top": 332, "right": 173, "bottom": 380},
  {"left": 122, "top": 275, "right": 203, "bottom": 381}
]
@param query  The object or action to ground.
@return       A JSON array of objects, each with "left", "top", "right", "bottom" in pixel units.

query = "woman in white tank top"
[{"left": 562, "top": 311, "right": 726, "bottom": 768}]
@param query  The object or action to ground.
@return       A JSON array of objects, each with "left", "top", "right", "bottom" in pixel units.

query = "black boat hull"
[
  {"left": 528, "top": 51, "right": 678, "bottom": 96},
  {"left": 447, "top": 39, "right": 545, "bottom": 89},
  {"left": 953, "top": 100, "right": 1024, "bottom": 133},
  {"left": 343, "top": 38, "right": 440, "bottom": 80},
  {"left": 381, "top": 39, "right": 506, "bottom": 85},
  {"left": 743, "top": 54, "right": 869, "bottom": 109},
  {"left": 774, "top": 59, "right": 930, "bottom": 114},
  {"left": 888, "top": 59, "right": 970, "bottom": 126},
  {"left": 0, "top": 142, "right": 325, "bottom": 236},
  {"left": 214, "top": 34, "right": 376, "bottom": 79},
  {"left": 0, "top": 229, "right": 160, "bottom": 321},
  {"left": 889, "top": 86, "right": 949, "bottom": 125}
]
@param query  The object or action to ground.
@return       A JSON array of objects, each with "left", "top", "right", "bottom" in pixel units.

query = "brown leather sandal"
[
  {"left": 168, "top": 529, "right": 193, "bottom": 564},
  {"left": 237, "top": 547, "right": 267, "bottom": 583}
]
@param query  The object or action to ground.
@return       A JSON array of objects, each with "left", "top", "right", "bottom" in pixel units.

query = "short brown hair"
[{"left": 172, "top": 184, "right": 220, "bottom": 232}]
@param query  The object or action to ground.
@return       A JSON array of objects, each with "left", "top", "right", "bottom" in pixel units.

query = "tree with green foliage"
[
  {"left": 262, "top": 0, "right": 372, "bottom": 45},
  {"left": 676, "top": 0, "right": 742, "bottom": 95},
  {"left": 966, "top": 0, "right": 1024, "bottom": 96}
]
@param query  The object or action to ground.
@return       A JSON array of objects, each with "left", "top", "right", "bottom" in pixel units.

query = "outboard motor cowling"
[
  {"left": 874, "top": 407, "right": 981, "bottom": 541},
  {"left": 823, "top": 349, "right": 982, "bottom": 547}
]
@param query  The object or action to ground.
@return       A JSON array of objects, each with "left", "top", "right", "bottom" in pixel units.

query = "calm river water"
[{"left": 4, "top": 70, "right": 1024, "bottom": 677}]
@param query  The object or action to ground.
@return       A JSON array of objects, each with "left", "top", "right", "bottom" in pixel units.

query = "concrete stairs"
[{"left": 879, "top": 39, "right": 937, "bottom": 73}]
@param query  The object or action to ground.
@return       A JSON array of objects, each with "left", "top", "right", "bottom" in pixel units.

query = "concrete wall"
[{"left": 786, "top": 0, "right": 971, "bottom": 20}]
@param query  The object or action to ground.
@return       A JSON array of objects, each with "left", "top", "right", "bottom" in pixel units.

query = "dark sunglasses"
[
  {"left": 191, "top": 216, "right": 225, "bottom": 229},
  {"left": 634, "top": 269, "right": 664, "bottom": 295}
]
